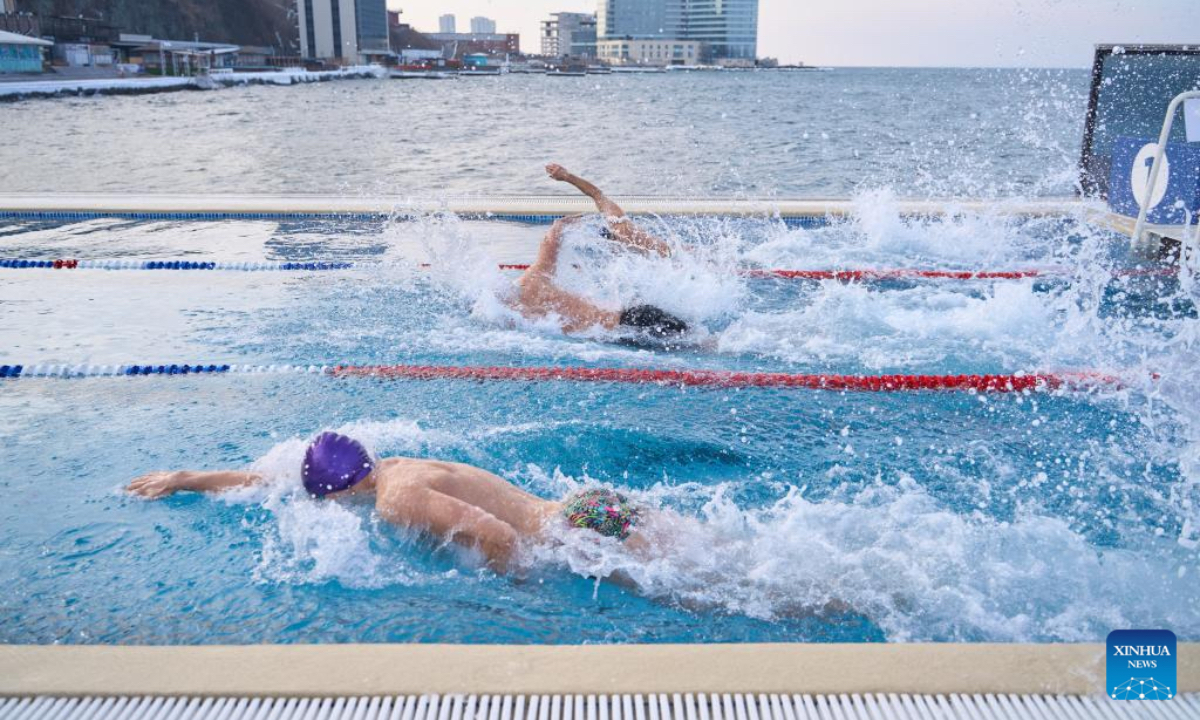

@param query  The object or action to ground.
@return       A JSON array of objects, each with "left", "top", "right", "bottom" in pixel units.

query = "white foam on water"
[
  {"left": 407, "top": 210, "right": 744, "bottom": 343},
  {"left": 523, "top": 472, "right": 1199, "bottom": 642},
  {"left": 716, "top": 279, "right": 1061, "bottom": 369},
  {"left": 220, "top": 420, "right": 457, "bottom": 589},
  {"left": 743, "top": 191, "right": 1056, "bottom": 270}
]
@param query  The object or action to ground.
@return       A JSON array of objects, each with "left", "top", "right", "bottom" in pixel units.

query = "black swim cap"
[{"left": 618, "top": 305, "right": 688, "bottom": 338}]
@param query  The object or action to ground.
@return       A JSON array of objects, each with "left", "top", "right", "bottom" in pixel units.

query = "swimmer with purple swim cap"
[
  {"left": 128, "top": 431, "right": 645, "bottom": 572},
  {"left": 302, "top": 431, "right": 376, "bottom": 497},
  {"left": 511, "top": 164, "right": 690, "bottom": 344},
  {"left": 129, "top": 432, "right": 854, "bottom": 616}
]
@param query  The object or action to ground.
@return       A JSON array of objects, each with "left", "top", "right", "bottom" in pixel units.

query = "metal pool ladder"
[
  {"left": 1130, "top": 90, "right": 1200, "bottom": 247},
  {"left": 2, "top": 693, "right": 1198, "bottom": 720}
]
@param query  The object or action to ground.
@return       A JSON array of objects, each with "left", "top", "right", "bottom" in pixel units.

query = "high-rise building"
[
  {"left": 469, "top": 17, "right": 497, "bottom": 35},
  {"left": 297, "top": 0, "right": 390, "bottom": 62},
  {"left": 354, "top": 0, "right": 389, "bottom": 53},
  {"left": 596, "top": 0, "right": 671, "bottom": 40},
  {"left": 438, "top": 14, "right": 456, "bottom": 34},
  {"left": 675, "top": 0, "right": 757, "bottom": 60},
  {"left": 596, "top": 0, "right": 758, "bottom": 60},
  {"left": 541, "top": 12, "right": 597, "bottom": 57}
]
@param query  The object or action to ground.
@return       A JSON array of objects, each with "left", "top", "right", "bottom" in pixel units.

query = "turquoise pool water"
[{"left": 0, "top": 203, "right": 1197, "bottom": 644}]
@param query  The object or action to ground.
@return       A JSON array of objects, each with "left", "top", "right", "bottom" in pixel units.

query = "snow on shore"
[{"left": 0, "top": 66, "right": 386, "bottom": 100}]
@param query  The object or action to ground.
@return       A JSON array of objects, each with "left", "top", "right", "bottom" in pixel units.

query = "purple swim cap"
[{"left": 302, "top": 432, "right": 375, "bottom": 497}]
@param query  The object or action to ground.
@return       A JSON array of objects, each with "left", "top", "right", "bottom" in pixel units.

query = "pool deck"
[
  {"left": 2, "top": 643, "right": 1197, "bottom": 697},
  {"left": 0, "top": 192, "right": 1091, "bottom": 220}
]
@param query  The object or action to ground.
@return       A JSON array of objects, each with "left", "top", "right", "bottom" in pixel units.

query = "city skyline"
[{"left": 390, "top": 0, "right": 1196, "bottom": 67}]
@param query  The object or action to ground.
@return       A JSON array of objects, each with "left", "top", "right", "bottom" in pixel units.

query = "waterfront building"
[
  {"left": 470, "top": 17, "right": 497, "bottom": 35},
  {"left": 438, "top": 14, "right": 456, "bottom": 34},
  {"left": 676, "top": 0, "right": 757, "bottom": 60},
  {"left": 387, "top": 11, "right": 442, "bottom": 64},
  {"left": 1, "top": 13, "right": 118, "bottom": 68},
  {"left": 540, "top": 12, "right": 597, "bottom": 58},
  {"left": 137, "top": 40, "right": 240, "bottom": 75},
  {"left": 296, "top": 0, "right": 391, "bottom": 64},
  {"left": 597, "top": 0, "right": 673, "bottom": 39},
  {"left": 426, "top": 32, "right": 519, "bottom": 60},
  {"left": 595, "top": 37, "right": 700, "bottom": 65},
  {"left": 0, "top": 29, "right": 51, "bottom": 73},
  {"left": 596, "top": 0, "right": 758, "bottom": 61}
]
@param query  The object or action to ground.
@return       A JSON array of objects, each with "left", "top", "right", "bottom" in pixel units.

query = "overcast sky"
[{"left": 389, "top": 0, "right": 1196, "bottom": 67}]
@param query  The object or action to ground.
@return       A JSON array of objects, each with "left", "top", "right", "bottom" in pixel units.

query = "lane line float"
[
  {"left": 0, "top": 257, "right": 1177, "bottom": 281},
  {"left": 0, "top": 362, "right": 1131, "bottom": 393}
]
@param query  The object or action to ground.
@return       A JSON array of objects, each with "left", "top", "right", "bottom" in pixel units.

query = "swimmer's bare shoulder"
[
  {"left": 371, "top": 458, "right": 520, "bottom": 503},
  {"left": 375, "top": 457, "right": 495, "bottom": 479}
]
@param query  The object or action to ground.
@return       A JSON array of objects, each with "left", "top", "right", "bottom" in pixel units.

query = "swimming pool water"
[{"left": 1, "top": 202, "right": 1197, "bottom": 644}]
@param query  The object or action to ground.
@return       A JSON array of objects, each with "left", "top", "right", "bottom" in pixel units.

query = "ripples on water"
[
  {"left": 0, "top": 68, "right": 1086, "bottom": 198},
  {"left": 1, "top": 68, "right": 1198, "bottom": 645}
]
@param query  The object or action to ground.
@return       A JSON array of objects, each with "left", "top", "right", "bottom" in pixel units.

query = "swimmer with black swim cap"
[{"left": 512, "top": 164, "right": 690, "bottom": 341}]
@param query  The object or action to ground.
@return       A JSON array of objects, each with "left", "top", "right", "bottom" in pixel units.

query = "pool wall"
[
  {"left": 2, "top": 643, "right": 1197, "bottom": 696},
  {"left": 0, "top": 193, "right": 1088, "bottom": 225}
]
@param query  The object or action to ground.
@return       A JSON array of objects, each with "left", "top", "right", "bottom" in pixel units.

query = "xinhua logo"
[{"left": 1107, "top": 629, "right": 1177, "bottom": 700}]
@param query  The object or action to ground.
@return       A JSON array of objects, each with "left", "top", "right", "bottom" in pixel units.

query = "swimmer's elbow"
[
  {"left": 549, "top": 214, "right": 584, "bottom": 233},
  {"left": 474, "top": 518, "right": 519, "bottom": 573}
]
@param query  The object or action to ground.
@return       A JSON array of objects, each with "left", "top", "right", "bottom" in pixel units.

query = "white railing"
[{"left": 1130, "top": 90, "right": 1200, "bottom": 246}]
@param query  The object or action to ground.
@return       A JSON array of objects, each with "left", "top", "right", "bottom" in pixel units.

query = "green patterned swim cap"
[{"left": 563, "top": 488, "right": 640, "bottom": 541}]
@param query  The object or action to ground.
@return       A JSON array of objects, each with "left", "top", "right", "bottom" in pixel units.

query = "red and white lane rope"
[{"left": 0, "top": 362, "right": 1135, "bottom": 393}]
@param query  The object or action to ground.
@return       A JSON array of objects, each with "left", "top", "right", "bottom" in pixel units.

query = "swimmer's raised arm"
[
  {"left": 127, "top": 470, "right": 264, "bottom": 499},
  {"left": 546, "top": 163, "right": 626, "bottom": 217},
  {"left": 545, "top": 163, "right": 671, "bottom": 258}
]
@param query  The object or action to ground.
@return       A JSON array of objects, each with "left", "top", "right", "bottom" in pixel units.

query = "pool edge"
[
  {"left": 2, "top": 643, "right": 1196, "bottom": 697},
  {"left": 0, "top": 193, "right": 1088, "bottom": 220}
]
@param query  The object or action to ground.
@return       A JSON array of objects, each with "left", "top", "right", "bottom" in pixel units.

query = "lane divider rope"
[
  {"left": 0, "top": 257, "right": 1179, "bottom": 280},
  {"left": 0, "top": 362, "right": 1131, "bottom": 393},
  {"left": 0, "top": 259, "right": 356, "bottom": 271}
]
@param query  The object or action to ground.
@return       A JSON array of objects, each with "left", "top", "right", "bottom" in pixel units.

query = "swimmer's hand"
[
  {"left": 127, "top": 471, "right": 188, "bottom": 499},
  {"left": 545, "top": 163, "right": 572, "bottom": 182}
]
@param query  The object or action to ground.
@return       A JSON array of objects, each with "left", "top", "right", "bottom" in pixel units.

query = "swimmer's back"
[{"left": 376, "top": 457, "right": 553, "bottom": 534}]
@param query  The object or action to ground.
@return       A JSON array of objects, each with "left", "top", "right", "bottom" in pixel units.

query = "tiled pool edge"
[{"left": 2, "top": 643, "right": 1197, "bottom": 697}]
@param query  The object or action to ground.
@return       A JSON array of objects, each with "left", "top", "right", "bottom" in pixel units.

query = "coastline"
[{"left": 0, "top": 66, "right": 386, "bottom": 102}]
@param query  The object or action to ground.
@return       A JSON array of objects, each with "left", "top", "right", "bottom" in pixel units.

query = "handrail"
[{"left": 1131, "top": 90, "right": 1200, "bottom": 246}]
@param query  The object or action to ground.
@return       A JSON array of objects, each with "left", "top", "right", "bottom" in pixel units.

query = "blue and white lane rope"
[
  {"left": 0, "top": 364, "right": 331, "bottom": 378},
  {"left": 0, "top": 259, "right": 358, "bottom": 271}
]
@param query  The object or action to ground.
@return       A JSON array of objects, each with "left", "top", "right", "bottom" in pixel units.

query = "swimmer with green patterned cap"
[
  {"left": 127, "top": 431, "right": 652, "bottom": 574},
  {"left": 511, "top": 164, "right": 690, "bottom": 342}
]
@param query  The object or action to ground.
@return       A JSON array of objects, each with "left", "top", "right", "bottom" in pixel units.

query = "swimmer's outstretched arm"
[
  {"left": 127, "top": 470, "right": 264, "bottom": 499},
  {"left": 545, "top": 163, "right": 671, "bottom": 258}
]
